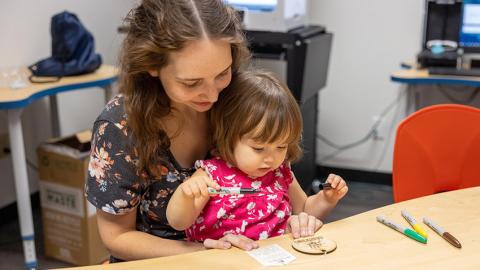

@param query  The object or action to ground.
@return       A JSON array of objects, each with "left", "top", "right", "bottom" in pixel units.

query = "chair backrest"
[{"left": 393, "top": 104, "right": 480, "bottom": 202}]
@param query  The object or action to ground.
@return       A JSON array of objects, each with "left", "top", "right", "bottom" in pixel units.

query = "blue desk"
[
  {"left": 0, "top": 65, "right": 117, "bottom": 269},
  {"left": 391, "top": 67, "right": 480, "bottom": 114},
  {"left": 391, "top": 68, "right": 480, "bottom": 87}
]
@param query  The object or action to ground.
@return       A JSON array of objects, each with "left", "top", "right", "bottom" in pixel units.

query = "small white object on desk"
[{"left": 247, "top": 244, "right": 296, "bottom": 266}]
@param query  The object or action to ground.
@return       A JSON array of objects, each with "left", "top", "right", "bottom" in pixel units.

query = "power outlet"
[
  {"left": 0, "top": 133, "right": 10, "bottom": 159},
  {"left": 372, "top": 115, "right": 385, "bottom": 141}
]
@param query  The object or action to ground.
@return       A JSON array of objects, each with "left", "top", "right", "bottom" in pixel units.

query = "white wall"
[
  {"left": 0, "top": 0, "right": 134, "bottom": 208},
  {"left": 1, "top": 0, "right": 470, "bottom": 209},
  {"left": 310, "top": 0, "right": 424, "bottom": 173}
]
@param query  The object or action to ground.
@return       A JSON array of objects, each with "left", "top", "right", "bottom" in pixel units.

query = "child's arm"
[
  {"left": 288, "top": 178, "right": 308, "bottom": 214},
  {"left": 289, "top": 174, "right": 348, "bottom": 220},
  {"left": 166, "top": 169, "right": 220, "bottom": 231},
  {"left": 305, "top": 174, "right": 348, "bottom": 219},
  {"left": 287, "top": 179, "right": 324, "bottom": 238}
]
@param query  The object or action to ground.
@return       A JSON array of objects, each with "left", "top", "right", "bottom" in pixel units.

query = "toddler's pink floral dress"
[{"left": 186, "top": 157, "right": 293, "bottom": 241}]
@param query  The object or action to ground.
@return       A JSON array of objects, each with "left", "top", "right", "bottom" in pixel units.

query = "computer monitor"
[
  {"left": 459, "top": 0, "right": 480, "bottom": 52},
  {"left": 224, "top": 0, "right": 306, "bottom": 32},
  {"left": 224, "top": 0, "right": 277, "bottom": 12}
]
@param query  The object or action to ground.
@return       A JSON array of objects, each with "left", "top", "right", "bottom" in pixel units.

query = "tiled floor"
[
  {"left": 0, "top": 204, "right": 73, "bottom": 270},
  {"left": 0, "top": 181, "right": 393, "bottom": 270}
]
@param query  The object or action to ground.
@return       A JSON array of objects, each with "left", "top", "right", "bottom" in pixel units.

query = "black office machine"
[
  {"left": 418, "top": 0, "right": 480, "bottom": 76},
  {"left": 418, "top": 0, "right": 462, "bottom": 68}
]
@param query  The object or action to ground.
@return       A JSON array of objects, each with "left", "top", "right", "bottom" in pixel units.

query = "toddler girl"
[{"left": 166, "top": 70, "right": 348, "bottom": 242}]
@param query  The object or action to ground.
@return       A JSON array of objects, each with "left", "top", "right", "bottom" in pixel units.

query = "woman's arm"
[
  {"left": 166, "top": 169, "right": 218, "bottom": 230},
  {"left": 96, "top": 208, "right": 204, "bottom": 260},
  {"left": 88, "top": 118, "right": 201, "bottom": 259},
  {"left": 98, "top": 207, "right": 259, "bottom": 259}
]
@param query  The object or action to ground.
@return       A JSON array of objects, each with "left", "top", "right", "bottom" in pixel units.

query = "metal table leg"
[
  {"left": 49, "top": 95, "right": 60, "bottom": 138},
  {"left": 7, "top": 108, "right": 37, "bottom": 270},
  {"left": 102, "top": 83, "right": 114, "bottom": 103}
]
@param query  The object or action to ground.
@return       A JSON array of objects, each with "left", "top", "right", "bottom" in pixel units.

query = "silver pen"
[{"left": 207, "top": 187, "right": 260, "bottom": 195}]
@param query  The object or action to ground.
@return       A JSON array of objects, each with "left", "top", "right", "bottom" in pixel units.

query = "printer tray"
[{"left": 417, "top": 50, "right": 457, "bottom": 68}]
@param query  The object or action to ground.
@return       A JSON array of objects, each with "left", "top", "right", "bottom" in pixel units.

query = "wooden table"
[
  {"left": 0, "top": 65, "right": 117, "bottom": 269},
  {"left": 56, "top": 186, "right": 480, "bottom": 270}
]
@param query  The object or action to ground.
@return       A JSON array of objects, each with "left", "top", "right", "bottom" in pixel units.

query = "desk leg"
[
  {"left": 7, "top": 108, "right": 38, "bottom": 270},
  {"left": 49, "top": 95, "right": 60, "bottom": 137},
  {"left": 405, "top": 84, "right": 418, "bottom": 115},
  {"left": 102, "top": 84, "right": 114, "bottom": 103}
]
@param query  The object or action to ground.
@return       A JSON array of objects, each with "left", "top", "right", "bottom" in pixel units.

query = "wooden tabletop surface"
[
  {"left": 55, "top": 186, "right": 480, "bottom": 270},
  {"left": 0, "top": 65, "right": 117, "bottom": 109}
]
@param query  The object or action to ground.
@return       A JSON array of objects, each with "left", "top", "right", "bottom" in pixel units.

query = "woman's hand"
[
  {"left": 179, "top": 173, "right": 220, "bottom": 198},
  {"left": 286, "top": 212, "right": 323, "bottom": 238},
  {"left": 323, "top": 174, "right": 348, "bottom": 203},
  {"left": 203, "top": 234, "right": 259, "bottom": 251}
]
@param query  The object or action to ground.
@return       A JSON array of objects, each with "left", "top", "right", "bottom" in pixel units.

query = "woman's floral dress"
[{"left": 85, "top": 95, "right": 195, "bottom": 245}]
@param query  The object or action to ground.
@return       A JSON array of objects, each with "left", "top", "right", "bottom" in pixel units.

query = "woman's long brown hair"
[{"left": 119, "top": 0, "right": 249, "bottom": 175}]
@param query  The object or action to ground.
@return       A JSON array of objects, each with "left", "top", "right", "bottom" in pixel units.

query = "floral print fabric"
[
  {"left": 186, "top": 157, "right": 293, "bottom": 241},
  {"left": 85, "top": 95, "right": 193, "bottom": 240}
]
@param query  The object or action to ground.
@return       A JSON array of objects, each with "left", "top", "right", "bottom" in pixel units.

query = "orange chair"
[{"left": 393, "top": 104, "right": 480, "bottom": 202}]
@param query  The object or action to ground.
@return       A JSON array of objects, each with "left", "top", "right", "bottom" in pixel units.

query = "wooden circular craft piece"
[{"left": 291, "top": 235, "right": 337, "bottom": 255}]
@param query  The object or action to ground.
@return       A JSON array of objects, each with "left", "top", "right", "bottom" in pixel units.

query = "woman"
[{"left": 86, "top": 0, "right": 322, "bottom": 262}]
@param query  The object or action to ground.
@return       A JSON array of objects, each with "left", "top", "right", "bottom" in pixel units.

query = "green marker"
[{"left": 376, "top": 215, "right": 427, "bottom": 244}]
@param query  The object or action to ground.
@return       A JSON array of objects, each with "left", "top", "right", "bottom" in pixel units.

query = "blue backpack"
[{"left": 29, "top": 11, "right": 102, "bottom": 82}]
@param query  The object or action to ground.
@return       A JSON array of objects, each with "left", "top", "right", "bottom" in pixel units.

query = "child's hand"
[
  {"left": 287, "top": 212, "right": 323, "bottom": 238},
  {"left": 323, "top": 174, "right": 348, "bottom": 203},
  {"left": 180, "top": 174, "right": 220, "bottom": 198}
]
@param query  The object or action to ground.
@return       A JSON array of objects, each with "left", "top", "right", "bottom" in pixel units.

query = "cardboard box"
[{"left": 37, "top": 130, "right": 109, "bottom": 265}]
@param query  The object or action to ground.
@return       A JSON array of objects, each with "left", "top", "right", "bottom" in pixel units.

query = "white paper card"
[{"left": 247, "top": 244, "right": 296, "bottom": 266}]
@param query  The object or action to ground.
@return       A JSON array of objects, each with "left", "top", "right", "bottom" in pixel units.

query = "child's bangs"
[{"left": 246, "top": 104, "right": 301, "bottom": 145}]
